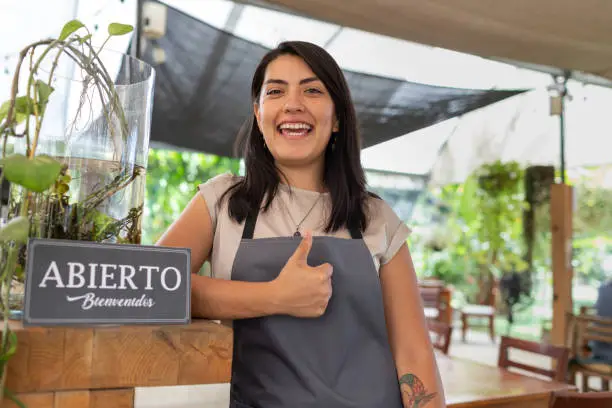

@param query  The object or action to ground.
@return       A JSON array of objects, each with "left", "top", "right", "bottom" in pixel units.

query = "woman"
[{"left": 157, "top": 41, "right": 445, "bottom": 408}]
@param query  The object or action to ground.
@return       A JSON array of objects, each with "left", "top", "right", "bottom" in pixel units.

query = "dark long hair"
[{"left": 221, "top": 41, "right": 373, "bottom": 233}]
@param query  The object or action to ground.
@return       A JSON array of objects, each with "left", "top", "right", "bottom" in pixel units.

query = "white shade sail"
[
  {"left": 2, "top": 0, "right": 611, "bottom": 185},
  {"left": 259, "top": 0, "right": 612, "bottom": 84}
]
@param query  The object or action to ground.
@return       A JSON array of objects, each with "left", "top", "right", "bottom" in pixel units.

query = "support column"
[{"left": 550, "top": 183, "right": 574, "bottom": 347}]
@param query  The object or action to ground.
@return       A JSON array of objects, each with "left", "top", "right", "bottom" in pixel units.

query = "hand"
[{"left": 271, "top": 231, "right": 333, "bottom": 318}]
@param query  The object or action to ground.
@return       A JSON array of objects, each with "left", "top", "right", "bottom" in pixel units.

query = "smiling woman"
[
  {"left": 156, "top": 41, "right": 445, "bottom": 408},
  {"left": 224, "top": 41, "right": 366, "bottom": 235},
  {"left": 255, "top": 54, "right": 338, "bottom": 172}
]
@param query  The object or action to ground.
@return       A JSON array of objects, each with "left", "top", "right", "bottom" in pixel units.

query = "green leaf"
[
  {"left": 36, "top": 81, "right": 54, "bottom": 105},
  {"left": 35, "top": 80, "right": 54, "bottom": 114},
  {"left": 59, "top": 19, "right": 85, "bottom": 41},
  {"left": 0, "top": 216, "right": 30, "bottom": 244},
  {"left": 55, "top": 184, "right": 69, "bottom": 195},
  {"left": 3, "top": 388, "right": 26, "bottom": 408},
  {"left": 87, "top": 209, "right": 118, "bottom": 240},
  {"left": 0, "top": 154, "right": 63, "bottom": 193},
  {"left": 0, "top": 96, "right": 34, "bottom": 126},
  {"left": 77, "top": 34, "right": 93, "bottom": 44},
  {"left": 14, "top": 96, "right": 34, "bottom": 115},
  {"left": 108, "top": 23, "right": 133, "bottom": 36},
  {"left": 0, "top": 332, "right": 18, "bottom": 362},
  {"left": 0, "top": 101, "right": 8, "bottom": 124}
]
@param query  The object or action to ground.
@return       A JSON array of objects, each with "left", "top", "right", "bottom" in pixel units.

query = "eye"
[
  {"left": 266, "top": 89, "right": 282, "bottom": 96},
  {"left": 305, "top": 87, "right": 323, "bottom": 94}
]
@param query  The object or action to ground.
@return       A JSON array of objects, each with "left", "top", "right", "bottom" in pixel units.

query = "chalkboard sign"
[{"left": 23, "top": 239, "right": 191, "bottom": 326}]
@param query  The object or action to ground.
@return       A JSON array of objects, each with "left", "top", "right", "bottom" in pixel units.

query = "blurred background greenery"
[
  {"left": 144, "top": 149, "right": 611, "bottom": 341},
  {"left": 143, "top": 148, "right": 240, "bottom": 245}
]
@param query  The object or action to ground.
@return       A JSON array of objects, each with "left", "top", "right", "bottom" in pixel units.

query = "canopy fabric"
[
  {"left": 142, "top": 1, "right": 524, "bottom": 157},
  {"left": 154, "top": 0, "right": 612, "bottom": 180},
  {"left": 3, "top": 0, "right": 611, "bottom": 185},
  {"left": 430, "top": 85, "right": 612, "bottom": 185},
  {"left": 363, "top": 83, "right": 612, "bottom": 186},
  {"left": 258, "top": 0, "right": 612, "bottom": 83}
]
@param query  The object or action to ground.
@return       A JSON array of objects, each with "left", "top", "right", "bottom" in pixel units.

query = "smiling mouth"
[{"left": 277, "top": 122, "right": 313, "bottom": 138}]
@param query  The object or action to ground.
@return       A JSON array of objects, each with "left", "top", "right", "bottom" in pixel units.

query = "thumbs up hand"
[{"left": 271, "top": 231, "right": 333, "bottom": 318}]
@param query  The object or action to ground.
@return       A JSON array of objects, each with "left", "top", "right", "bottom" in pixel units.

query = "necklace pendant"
[{"left": 293, "top": 230, "right": 301, "bottom": 238}]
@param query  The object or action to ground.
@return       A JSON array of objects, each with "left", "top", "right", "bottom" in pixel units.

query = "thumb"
[
  {"left": 315, "top": 262, "right": 333, "bottom": 277},
  {"left": 290, "top": 231, "right": 312, "bottom": 264}
]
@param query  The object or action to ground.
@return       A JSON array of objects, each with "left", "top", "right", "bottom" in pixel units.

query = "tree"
[{"left": 143, "top": 149, "right": 240, "bottom": 244}]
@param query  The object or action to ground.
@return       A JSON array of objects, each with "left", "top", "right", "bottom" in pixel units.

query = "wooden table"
[
  {"left": 438, "top": 353, "right": 576, "bottom": 407},
  {"left": 3, "top": 319, "right": 232, "bottom": 407}
]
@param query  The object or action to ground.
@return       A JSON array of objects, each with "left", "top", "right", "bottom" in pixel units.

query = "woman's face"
[{"left": 254, "top": 54, "right": 338, "bottom": 168}]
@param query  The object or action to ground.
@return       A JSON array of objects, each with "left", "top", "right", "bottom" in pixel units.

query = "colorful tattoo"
[{"left": 399, "top": 373, "right": 437, "bottom": 407}]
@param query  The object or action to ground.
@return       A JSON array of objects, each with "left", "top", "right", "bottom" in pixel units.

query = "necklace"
[{"left": 284, "top": 194, "right": 322, "bottom": 237}]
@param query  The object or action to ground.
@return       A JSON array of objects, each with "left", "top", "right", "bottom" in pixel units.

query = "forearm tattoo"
[{"left": 399, "top": 373, "right": 437, "bottom": 407}]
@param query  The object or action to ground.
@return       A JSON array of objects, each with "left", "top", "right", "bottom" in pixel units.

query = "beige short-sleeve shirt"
[{"left": 198, "top": 172, "right": 411, "bottom": 279}]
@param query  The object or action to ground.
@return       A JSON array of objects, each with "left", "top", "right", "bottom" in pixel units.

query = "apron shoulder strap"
[
  {"left": 242, "top": 210, "right": 258, "bottom": 240},
  {"left": 348, "top": 220, "right": 363, "bottom": 240}
]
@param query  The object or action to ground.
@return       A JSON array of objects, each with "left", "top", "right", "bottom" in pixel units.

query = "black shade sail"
[{"left": 140, "top": 1, "right": 526, "bottom": 158}]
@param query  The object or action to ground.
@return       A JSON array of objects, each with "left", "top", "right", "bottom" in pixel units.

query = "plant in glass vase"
[{"left": 0, "top": 19, "right": 155, "bottom": 404}]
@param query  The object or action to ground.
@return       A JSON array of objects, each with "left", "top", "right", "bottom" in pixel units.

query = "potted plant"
[
  {"left": 472, "top": 160, "right": 527, "bottom": 305},
  {"left": 0, "top": 19, "right": 155, "bottom": 404}
]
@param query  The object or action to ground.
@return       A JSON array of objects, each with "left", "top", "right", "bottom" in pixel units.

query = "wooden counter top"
[{"left": 4, "top": 319, "right": 232, "bottom": 407}]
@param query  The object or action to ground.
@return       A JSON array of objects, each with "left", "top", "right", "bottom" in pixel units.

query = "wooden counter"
[
  {"left": 3, "top": 318, "right": 578, "bottom": 408},
  {"left": 2, "top": 319, "right": 232, "bottom": 407}
]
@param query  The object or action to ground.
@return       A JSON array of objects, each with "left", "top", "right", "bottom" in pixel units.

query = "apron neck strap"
[
  {"left": 241, "top": 210, "right": 362, "bottom": 240},
  {"left": 242, "top": 210, "right": 258, "bottom": 240}
]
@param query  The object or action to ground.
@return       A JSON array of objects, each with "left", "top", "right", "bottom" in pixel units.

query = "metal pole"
[
  {"left": 134, "top": 0, "right": 144, "bottom": 59},
  {"left": 559, "top": 71, "right": 571, "bottom": 184},
  {"left": 559, "top": 91, "right": 566, "bottom": 183}
]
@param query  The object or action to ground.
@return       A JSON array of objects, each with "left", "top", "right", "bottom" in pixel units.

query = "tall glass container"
[{"left": 5, "top": 47, "right": 155, "bottom": 313}]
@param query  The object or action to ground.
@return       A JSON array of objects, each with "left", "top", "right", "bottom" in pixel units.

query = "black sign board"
[{"left": 23, "top": 238, "right": 191, "bottom": 326}]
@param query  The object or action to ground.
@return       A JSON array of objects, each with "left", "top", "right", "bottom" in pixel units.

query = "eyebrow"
[{"left": 264, "top": 77, "right": 320, "bottom": 85}]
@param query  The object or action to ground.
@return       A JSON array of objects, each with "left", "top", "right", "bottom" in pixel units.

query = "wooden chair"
[
  {"left": 566, "top": 311, "right": 612, "bottom": 391},
  {"left": 548, "top": 390, "right": 612, "bottom": 408},
  {"left": 419, "top": 286, "right": 442, "bottom": 322},
  {"left": 427, "top": 320, "right": 453, "bottom": 355},
  {"left": 497, "top": 335, "right": 570, "bottom": 382},
  {"left": 460, "top": 285, "right": 497, "bottom": 343}
]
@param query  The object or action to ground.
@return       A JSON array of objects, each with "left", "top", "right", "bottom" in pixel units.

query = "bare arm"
[
  {"left": 155, "top": 192, "right": 281, "bottom": 319},
  {"left": 380, "top": 244, "right": 446, "bottom": 408}
]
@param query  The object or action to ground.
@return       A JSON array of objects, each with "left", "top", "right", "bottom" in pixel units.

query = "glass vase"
[{"left": 4, "top": 48, "right": 155, "bottom": 318}]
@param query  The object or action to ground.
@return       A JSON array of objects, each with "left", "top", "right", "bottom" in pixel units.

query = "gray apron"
[{"left": 229, "top": 208, "right": 403, "bottom": 407}]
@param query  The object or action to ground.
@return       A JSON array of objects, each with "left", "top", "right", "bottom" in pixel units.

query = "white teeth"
[{"left": 279, "top": 123, "right": 312, "bottom": 130}]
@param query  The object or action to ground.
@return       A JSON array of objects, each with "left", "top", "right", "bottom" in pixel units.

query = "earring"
[{"left": 331, "top": 134, "right": 336, "bottom": 151}]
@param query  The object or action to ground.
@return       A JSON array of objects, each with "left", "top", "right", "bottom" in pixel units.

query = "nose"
[{"left": 283, "top": 89, "right": 305, "bottom": 113}]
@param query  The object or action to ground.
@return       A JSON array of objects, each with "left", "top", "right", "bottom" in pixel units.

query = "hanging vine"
[{"left": 472, "top": 160, "right": 527, "bottom": 304}]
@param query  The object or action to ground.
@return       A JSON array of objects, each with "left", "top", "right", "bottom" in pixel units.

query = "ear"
[{"left": 332, "top": 117, "right": 340, "bottom": 133}]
